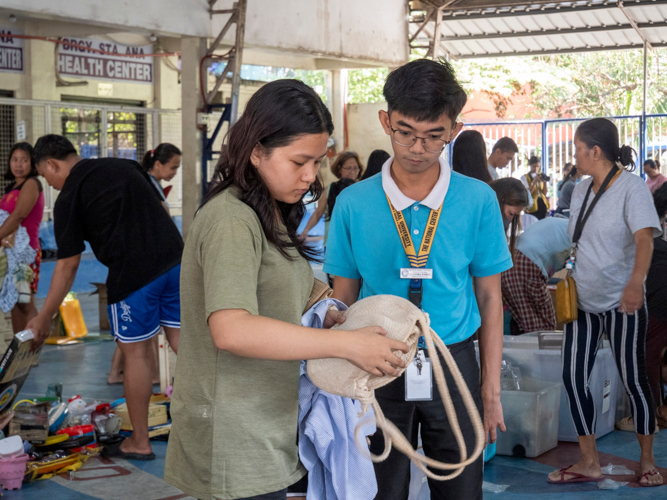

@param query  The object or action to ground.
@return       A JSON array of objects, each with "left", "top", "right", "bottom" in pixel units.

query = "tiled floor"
[{"left": 7, "top": 291, "right": 663, "bottom": 498}]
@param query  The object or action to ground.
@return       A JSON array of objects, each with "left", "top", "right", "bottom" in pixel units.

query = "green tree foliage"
[
  {"left": 454, "top": 57, "right": 574, "bottom": 119},
  {"left": 239, "top": 65, "right": 327, "bottom": 102},
  {"left": 347, "top": 68, "right": 388, "bottom": 103},
  {"left": 453, "top": 49, "right": 667, "bottom": 119}
]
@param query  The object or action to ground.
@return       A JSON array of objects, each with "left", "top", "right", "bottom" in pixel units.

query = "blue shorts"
[{"left": 108, "top": 264, "right": 181, "bottom": 343}]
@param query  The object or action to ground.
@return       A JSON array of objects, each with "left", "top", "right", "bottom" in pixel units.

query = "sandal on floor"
[
  {"left": 615, "top": 416, "right": 659, "bottom": 434},
  {"left": 639, "top": 469, "right": 663, "bottom": 487},
  {"left": 616, "top": 416, "right": 635, "bottom": 432},
  {"left": 547, "top": 465, "right": 604, "bottom": 484},
  {"left": 100, "top": 442, "right": 155, "bottom": 461}
]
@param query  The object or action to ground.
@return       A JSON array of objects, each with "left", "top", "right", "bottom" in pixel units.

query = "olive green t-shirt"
[{"left": 164, "top": 188, "right": 314, "bottom": 500}]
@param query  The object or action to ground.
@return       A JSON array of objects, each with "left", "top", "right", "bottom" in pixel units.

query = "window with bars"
[
  {"left": 59, "top": 96, "right": 147, "bottom": 161},
  {"left": 0, "top": 90, "right": 15, "bottom": 194}
]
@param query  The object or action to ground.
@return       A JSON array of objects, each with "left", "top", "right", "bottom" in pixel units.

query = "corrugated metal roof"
[{"left": 410, "top": 0, "right": 667, "bottom": 58}]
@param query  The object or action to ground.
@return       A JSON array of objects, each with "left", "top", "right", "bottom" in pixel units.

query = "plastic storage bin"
[
  {"left": 534, "top": 347, "right": 618, "bottom": 442},
  {"left": 500, "top": 335, "right": 620, "bottom": 442},
  {"left": 0, "top": 453, "right": 29, "bottom": 490},
  {"left": 496, "top": 379, "right": 561, "bottom": 458}
]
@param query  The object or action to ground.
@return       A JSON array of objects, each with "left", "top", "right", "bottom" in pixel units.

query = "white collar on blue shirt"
[{"left": 381, "top": 156, "right": 451, "bottom": 211}]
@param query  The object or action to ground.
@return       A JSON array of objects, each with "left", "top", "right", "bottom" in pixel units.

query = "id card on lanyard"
[
  {"left": 386, "top": 195, "right": 443, "bottom": 310},
  {"left": 387, "top": 196, "right": 443, "bottom": 402}
]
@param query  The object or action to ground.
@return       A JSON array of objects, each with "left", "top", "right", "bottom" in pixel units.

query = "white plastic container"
[
  {"left": 501, "top": 336, "right": 620, "bottom": 442},
  {"left": 496, "top": 379, "right": 561, "bottom": 458},
  {"left": 0, "top": 436, "right": 23, "bottom": 458},
  {"left": 533, "top": 347, "right": 619, "bottom": 441}
]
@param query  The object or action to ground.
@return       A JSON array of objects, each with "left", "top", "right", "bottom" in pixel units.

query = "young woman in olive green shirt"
[{"left": 165, "top": 79, "right": 407, "bottom": 500}]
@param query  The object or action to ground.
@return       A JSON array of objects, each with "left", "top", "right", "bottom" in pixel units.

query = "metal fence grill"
[
  {"left": 461, "top": 121, "right": 543, "bottom": 178},
  {"left": 465, "top": 115, "right": 653, "bottom": 206},
  {"left": 0, "top": 97, "right": 183, "bottom": 216},
  {"left": 158, "top": 112, "right": 183, "bottom": 209},
  {"left": 0, "top": 102, "right": 16, "bottom": 194},
  {"left": 645, "top": 115, "right": 667, "bottom": 174}
]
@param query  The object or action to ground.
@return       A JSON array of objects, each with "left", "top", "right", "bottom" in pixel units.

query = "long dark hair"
[
  {"left": 452, "top": 130, "right": 491, "bottom": 183},
  {"left": 141, "top": 143, "right": 181, "bottom": 173},
  {"left": 654, "top": 182, "right": 667, "bottom": 219},
  {"left": 5, "top": 142, "right": 37, "bottom": 181},
  {"left": 204, "top": 79, "right": 333, "bottom": 262},
  {"left": 490, "top": 178, "right": 529, "bottom": 257},
  {"left": 326, "top": 178, "right": 355, "bottom": 221},
  {"left": 564, "top": 165, "right": 578, "bottom": 182},
  {"left": 361, "top": 149, "right": 390, "bottom": 180},
  {"left": 575, "top": 118, "right": 636, "bottom": 171},
  {"left": 644, "top": 159, "right": 657, "bottom": 172}
]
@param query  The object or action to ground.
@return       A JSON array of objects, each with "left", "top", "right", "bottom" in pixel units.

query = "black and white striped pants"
[{"left": 562, "top": 305, "right": 656, "bottom": 436}]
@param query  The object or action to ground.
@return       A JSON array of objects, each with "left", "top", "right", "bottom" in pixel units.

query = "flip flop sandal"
[
  {"left": 639, "top": 469, "right": 663, "bottom": 487},
  {"left": 616, "top": 416, "right": 659, "bottom": 434},
  {"left": 616, "top": 416, "right": 635, "bottom": 432},
  {"left": 100, "top": 442, "right": 155, "bottom": 461},
  {"left": 547, "top": 465, "right": 604, "bottom": 484}
]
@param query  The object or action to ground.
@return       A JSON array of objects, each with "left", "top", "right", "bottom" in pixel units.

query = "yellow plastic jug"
[{"left": 58, "top": 292, "right": 88, "bottom": 339}]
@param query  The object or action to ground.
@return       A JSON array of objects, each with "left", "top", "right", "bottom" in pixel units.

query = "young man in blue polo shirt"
[{"left": 324, "top": 59, "right": 512, "bottom": 499}]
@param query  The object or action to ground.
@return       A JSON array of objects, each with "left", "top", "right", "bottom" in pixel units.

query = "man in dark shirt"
[{"left": 28, "top": 135, "right": 183, "bottom": 461}]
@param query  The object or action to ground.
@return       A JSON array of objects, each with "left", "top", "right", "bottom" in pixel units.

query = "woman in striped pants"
[{"left": 548, "top": 118, "right": 664, "bottom": 487}]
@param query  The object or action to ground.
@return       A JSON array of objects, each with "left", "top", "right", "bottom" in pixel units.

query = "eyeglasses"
[
  {"left": 389, "top": 124, "right": 452, "bottom": 153},
  {"left": 341, "top": 166, "right": 360, "bottom": 172}
]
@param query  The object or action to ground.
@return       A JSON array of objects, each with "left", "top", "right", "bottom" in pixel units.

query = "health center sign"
[
  {"left": 57, "top": 37, "right": 153, "bottom": 84},
  {"left": 0, "top": 27, "right": 24, "bottom": 73}
]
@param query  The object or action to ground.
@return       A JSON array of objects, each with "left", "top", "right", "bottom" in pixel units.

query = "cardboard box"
[
  {"left": 10, "top": 402, "right": 49, "bottom": 444},
  {"left": 91, "top": 283, "right": 110, "bottom": 331},
  {"left": 115, "top": 403, "right": 168, "bottom": 431}
]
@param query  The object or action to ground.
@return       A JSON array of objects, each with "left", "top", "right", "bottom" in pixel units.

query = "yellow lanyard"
[{"left": 386, "top": 196, "right": 443, "bottom": 269}]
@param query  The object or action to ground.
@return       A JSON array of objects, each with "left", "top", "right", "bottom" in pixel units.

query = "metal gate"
[{"left": 0, "top": 97, "right": 181, "bottom": 216}]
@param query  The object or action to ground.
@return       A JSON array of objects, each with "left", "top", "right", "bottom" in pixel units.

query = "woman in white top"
[{"left": 548, "top": 118, "right": 663, "bottom": 487}]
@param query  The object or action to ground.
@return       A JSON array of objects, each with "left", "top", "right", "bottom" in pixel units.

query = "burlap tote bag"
[{"left": 307, "top": 294, "right": 485, "bottom": 481}]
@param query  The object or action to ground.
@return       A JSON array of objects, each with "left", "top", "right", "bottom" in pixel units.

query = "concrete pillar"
[
  {"left": 154, "top": 53, "right": 181, "bottom": 110},
  {"left": 23, "top": 21, "right": 58, "bottom": 101},
  {"left": 180, "top": 37, "right": 206, "bottom": 240},
  {"left": 329, "top": 69, "right": 347, "bottom": 154}
]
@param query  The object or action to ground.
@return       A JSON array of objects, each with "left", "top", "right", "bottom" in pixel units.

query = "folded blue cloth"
[{"left": 299, "top": 298, "right": 378, "bottom": 500}]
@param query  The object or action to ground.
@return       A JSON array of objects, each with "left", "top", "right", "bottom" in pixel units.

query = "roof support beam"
[
  {"left": 435, "top": 21, "right": 667, "bottom": 42},
  {"left": 456, "top": 42, "right": 667, "bottom": 59},
  {"left": 617, "top": 0, "right": 653, "bottom": 50},
  {"left": 443, "top": 0, "right": 572, "bottom": 8},
  {"left": 409, "top": 8, "right": 437, "bottom": 43},
  {"left": 435, "top": 0, "right": 667, "bottom": 22},
  {"left": 430, "top": 5, "right": 446, "bottom": 58}
]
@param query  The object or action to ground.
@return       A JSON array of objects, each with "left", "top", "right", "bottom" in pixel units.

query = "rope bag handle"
[{"left": 354, "top": 323, "right": 486, "bottom": 481}]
